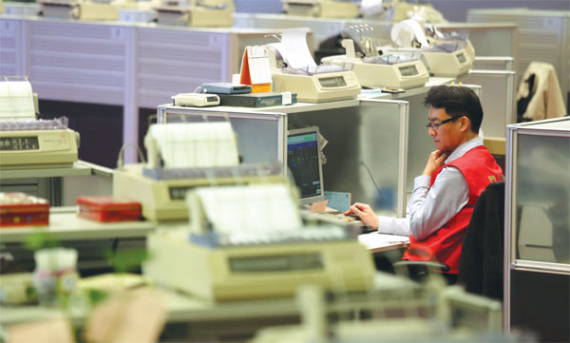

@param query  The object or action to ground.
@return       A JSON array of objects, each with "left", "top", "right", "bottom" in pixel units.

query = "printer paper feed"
[
  {"left": 391, "top": 19, "right": 428, "bottom": 48},
  {"left": 150, "top": 122, "right": 239, "bottom": 169},
  {"left": 280, "top": 28, "right": 317, "bottom": 69},
  {"left": 192, "top": 184, "right": 302, "bottom": 244},
  {"left": 0, "top": 81, "right": 35, "bottom": 121}
]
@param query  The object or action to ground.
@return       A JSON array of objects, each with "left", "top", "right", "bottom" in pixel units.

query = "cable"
[
  {"left": 360, "top": 160, "right": 397, "bottom": 216},
  {"left": 360, "top": 160, "right": 382, "bottom": 195},
  {"left": 116, "top": 142, "right": 147, "bottom": 169}
]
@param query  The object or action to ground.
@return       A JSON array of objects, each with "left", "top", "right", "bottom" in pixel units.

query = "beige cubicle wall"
[
  {"left": 468, "top": 8, "right": 570, "bottom": 111},
  {"left": 458, "top": 69, "right": 516, "bottom": 154},
  {"left": 435, "top": 22, "right": 518, "bottom": 61},
  {"left": 0, "top": 15, "right": 307, "bottom": 165}
]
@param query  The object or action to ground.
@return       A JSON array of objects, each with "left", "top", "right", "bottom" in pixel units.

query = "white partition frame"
[
  {"left": 458, "top": 69, "right": 516, "bottom": 142},
  {"left": 156, "top": 104, "right": 288, "bottom": 172},
  {"left": 504, "top": 117, "right": 570, "bottom": 335}
]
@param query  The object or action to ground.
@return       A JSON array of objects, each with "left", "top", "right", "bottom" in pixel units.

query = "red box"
[
  {"left": 76, "top": 195, "right": 142, "bottom": 223},
  {"left": 0, "top": 193, "right": 50, "bottom": 227}
]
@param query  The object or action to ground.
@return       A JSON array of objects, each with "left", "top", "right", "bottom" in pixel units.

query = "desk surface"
[
  {"left": 358, "top": 232, "right": 410, "bottom": 253},
  {"left": 0, "top": 161, "right": 93, "bottom": 180},
  {"left": 0, "top": 209, "right": 405, "bottom": 253},
  {"left": 0, "top": 212, "right": 155, "bottom": 244}
]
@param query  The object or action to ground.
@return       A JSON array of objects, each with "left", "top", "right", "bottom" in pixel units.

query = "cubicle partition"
[
  {"left": 468, "top": 8, "right": 570, "bottom": 111},
  {"left": 156, "top": 105, "right": 288, "bottom": 168},
  {"left": 356, "top": 99, "right": 408, "bottom": 217},
  {"left": 435, "top": 23, "right": 518, "bottom": 61},
  {"left": 362, "top": 83, "right": 482, "bottom": 198},
  {"left": 0, "top": 15, "right": 298, "bottom": 165},
  {"left": 458, "top": 70, "right": 516, "bottom": 153},
  {"left": 157, "top": 100, "right": 409, "bottom": 217},
  {"left": 505, "top": 118, "right": 570, "bottom": 342}
]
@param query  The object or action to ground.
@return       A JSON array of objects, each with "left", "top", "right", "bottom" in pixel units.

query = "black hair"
[{"left": 424, "top": 85, "right": 483, "bottom": 133}]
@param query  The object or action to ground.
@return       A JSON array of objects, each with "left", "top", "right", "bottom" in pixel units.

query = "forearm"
[{"left": 377, "top": 215, "right": 410, "bottom": 236}]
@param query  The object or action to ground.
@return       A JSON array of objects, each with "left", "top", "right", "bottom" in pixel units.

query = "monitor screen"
[{"left": 287, "top": 127, "right": 324, "bottom": 205}]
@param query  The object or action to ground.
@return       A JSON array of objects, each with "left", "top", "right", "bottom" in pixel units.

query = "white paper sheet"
[
  {"left": 280, "top": 28, "right": 317, "bottom": 69},
  {"left": 149, "top": 122, "right": 239, "bottom": 169},
  {"left": 192, "top": 184, "right": 303, "bottom": 244},
  {"left": 0, "top": 80, "right": 35, "bottom": 120}
]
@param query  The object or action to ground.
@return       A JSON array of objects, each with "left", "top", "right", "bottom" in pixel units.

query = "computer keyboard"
[{"left": 317, "top": 212, "right": 375, "bottom": 234}]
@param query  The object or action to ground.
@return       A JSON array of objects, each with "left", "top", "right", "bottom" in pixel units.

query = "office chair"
[
  {"left": 394, "top": 181, "right": 505, "bottom": 300},
  {"left": 457, "top": 181, "right": 505, "bottom": 301}
]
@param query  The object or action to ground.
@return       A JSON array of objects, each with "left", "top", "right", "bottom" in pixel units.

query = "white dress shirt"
[{"left": 377, "top": 137, "right": 484, "bottom": 240}]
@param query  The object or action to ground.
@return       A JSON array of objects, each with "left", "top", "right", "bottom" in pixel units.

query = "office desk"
[
  {"left": 0, "top": 211, "right": 155, "bottom": 244},
  {"left": 0, "top": 161, "right": 112, "bottom": 207}
]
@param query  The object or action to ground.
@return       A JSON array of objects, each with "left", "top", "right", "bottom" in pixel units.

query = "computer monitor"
[{"left": 287, "top": 127, "right": 324, "bottom": 205}]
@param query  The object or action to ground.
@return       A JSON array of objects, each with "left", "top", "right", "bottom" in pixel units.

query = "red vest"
[{"left": 402, "top": 146, "right": 503, "bottom": 274}]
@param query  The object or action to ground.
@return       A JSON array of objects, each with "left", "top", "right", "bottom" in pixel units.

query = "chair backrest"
[{"left": 457, "top": 181, "right": 505, "bottom": 301}]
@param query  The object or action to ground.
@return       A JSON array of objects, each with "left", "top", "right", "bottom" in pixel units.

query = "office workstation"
[{"left": 1, "top": 1, "right": 569, "bottom": 342}]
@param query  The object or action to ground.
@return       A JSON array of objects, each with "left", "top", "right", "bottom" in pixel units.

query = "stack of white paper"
[
  {"left": 188, "top": 184, "right": 303, "bottom": 244},
  {"left": 0, "top": 80, "right": 35, "bottom": 121},
  {"left": 149, "top": 121, "right": 239, "bottom": 169}
]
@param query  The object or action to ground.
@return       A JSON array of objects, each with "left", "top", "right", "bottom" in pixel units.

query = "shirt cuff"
[
  {"left": 377, "top": 215, "right": 394, "bottom": 234},
  {"left": 413, "top": 175, "right": 431, "bottom": 190}
]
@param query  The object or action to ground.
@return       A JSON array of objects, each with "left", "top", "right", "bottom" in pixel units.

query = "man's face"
[{"left": 427, "top": 107, "right": 463, "bottom": 154}]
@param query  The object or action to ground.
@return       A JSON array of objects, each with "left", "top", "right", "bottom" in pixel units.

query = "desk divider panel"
[
  {"left": 156, "top": 105, "right": 287, "bottom": 171},
  {"left": 505, "top": 118, "right": 570, "bottom": 342},
  {"left": 28, "top": 20, "right": 128, "bottom": 106},
  {"left": 286, "top": 101, "right": 407, "bottom": 218},
  {"left": 0, "top": 18, "right": 25, "bottom": 76},
  {"left": 358, "top": 100, "right": 408, "bottom": 218},
  {"left": 458, "top": 70, "right": 516, "bottom": 140},
  {"left": 135, "top": 28, "right": 232, "bottom": 109}
]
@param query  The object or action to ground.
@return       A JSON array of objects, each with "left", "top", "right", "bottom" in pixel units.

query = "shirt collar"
[{"left": 445, "top": 137, "right": 484, "bottom": 164}]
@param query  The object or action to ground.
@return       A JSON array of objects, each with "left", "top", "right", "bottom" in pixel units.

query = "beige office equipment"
[
  {"left": 144, "top": 184, "right": 375, "bottom": 301},
  {"left": 390, "top": 19, "right": 474, "bottom": 77},
  {"left": 113, "top": 163, "right": 284, "bottom": 222},
  {"left": 422, "top": 43, "right": 473, "bottom": 77},
  {"left": 272, "top": 69, "right": 361, "bottom": 103},
  {"left": 282, "top": 0, "right": 358, "bottom": 19},
  {"left": 113, "top": 121, "right": 284, "bottom": 222},
  {"left": 154, "top": 0, "right": 234, "bottom": 27},
  {"left": 0, "top": 126, "right": 79, "bottom": 169},
  {"left": 321, "top": 40, "right": 429, "bottom": 89},
  {"left": 269, "top": 28, "right": 361, "bottom": 102},
  {"left": 38, "top": 0, "right": 119, "bottom": 20}
]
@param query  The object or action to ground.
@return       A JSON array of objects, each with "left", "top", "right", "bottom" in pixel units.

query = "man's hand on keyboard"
[{"left": 344, "top": 203, "right": 379, "bottom": 230}]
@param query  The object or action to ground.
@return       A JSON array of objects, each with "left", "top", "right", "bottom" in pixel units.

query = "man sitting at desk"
[{"left": 345, "top": 85, "right": 503, "bottom": 284}]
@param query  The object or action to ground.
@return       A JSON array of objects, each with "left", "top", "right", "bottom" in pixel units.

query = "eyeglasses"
[{"left": 425, "top": 116, "right": 464, "bottom": 131}]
